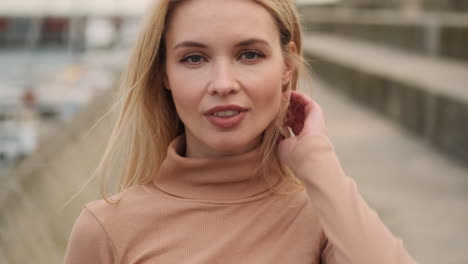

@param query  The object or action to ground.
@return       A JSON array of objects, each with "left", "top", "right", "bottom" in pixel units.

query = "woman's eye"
[
  {"left": 240, "top": 51, "right": 264, "bottom": 61},
  {"left": 181, "top": 55, "right": 205, "bottom": 64}
]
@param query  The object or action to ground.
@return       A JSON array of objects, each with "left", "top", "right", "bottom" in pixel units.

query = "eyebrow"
[
  {"left": 236, "top": 38, "right": 270, "bottom": 48},
  {"left": 174, "top": 41, "right": 207, "bottom": 50},
  {"left": 173, "top": 38, "right": 271, "bottom": 50}
]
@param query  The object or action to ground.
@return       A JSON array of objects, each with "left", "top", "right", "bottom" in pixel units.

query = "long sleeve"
[
  {"left": 290, "top": 135, "right": 416, "bottom": 264},
  {"left": 64, "top": 207, "right": 117, "bottom": 264}
]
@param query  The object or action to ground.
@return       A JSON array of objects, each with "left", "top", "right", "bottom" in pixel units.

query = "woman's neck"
[{"left": 184, "top": 132, "right": 263, "bottom": 159}]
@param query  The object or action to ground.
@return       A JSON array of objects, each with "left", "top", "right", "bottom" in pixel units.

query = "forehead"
[{"left": 166, "top": 0, "right": 279, "bottom": 44}]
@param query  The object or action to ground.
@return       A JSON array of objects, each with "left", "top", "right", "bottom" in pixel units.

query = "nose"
[{"left": 207, "top": 59, "right": 240, "bottom": 96}]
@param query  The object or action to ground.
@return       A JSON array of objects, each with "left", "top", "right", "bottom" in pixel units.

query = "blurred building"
[
  {"left": 0, "top": 0, "right": 152, "bottom": 50},
  {"left": 0, "top": 1, "right": 150, "bottom": 172},
  {"left": 334, "top": 0, "right": 468, "bottom": 12}
]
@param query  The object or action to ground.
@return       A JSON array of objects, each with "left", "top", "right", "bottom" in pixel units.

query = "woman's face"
[{"left": 164, "top": 0, "right": 294, "bottom": 158}]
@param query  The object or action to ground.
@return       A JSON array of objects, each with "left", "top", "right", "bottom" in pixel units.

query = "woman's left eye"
[
  {"left": 240, "top": 51, "right": 264, "bottom": 61},
  {"left": 181, "top": 54, "right": 205, "bottom": 64}
]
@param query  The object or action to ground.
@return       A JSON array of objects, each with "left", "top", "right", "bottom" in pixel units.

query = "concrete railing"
[
  {"left": 300, "top": 8, "right": 468, "bottom": 61},
  {"left": 304, "top": 33, "right": 468, "bottom": 163}
]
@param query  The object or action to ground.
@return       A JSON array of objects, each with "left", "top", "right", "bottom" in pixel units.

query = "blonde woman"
[{"left": 64, "top": 0, "right": 416, "bottom": 263}]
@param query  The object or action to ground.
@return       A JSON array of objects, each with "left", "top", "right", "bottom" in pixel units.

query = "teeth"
[{"left": 213, "top": 110, "right": 240, "bottom": 117}]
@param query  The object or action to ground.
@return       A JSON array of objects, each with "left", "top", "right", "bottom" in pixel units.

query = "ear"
[{"left": 282, "top": 41, "right": 297, "bottom": 86}]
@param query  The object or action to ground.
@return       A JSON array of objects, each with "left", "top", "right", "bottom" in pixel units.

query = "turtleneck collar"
[{"left": 153, "top": 135, "right": 283, "bottom": 202}]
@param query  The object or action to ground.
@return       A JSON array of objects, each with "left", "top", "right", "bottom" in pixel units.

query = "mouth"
[
  {"left": 211, "top": 110, "right": 242, "bottom": 117},
  {"left": 206, "top": 111, "right": 248, "bottom": 129},
  {"left": 204, "top": 105, "right": 248, "bottom": 129},
  {"left": 204, "top": 105, "right": 248, "bottom": 116}
]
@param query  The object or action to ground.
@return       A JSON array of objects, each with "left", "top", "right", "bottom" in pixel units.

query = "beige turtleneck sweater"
[{"left": 64, "top": 135, "right": 416, "bottom": 263}]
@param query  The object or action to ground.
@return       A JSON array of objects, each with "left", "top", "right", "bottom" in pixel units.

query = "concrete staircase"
[{"left": 299, "top": 6, "right": 468, "bottom": 164}]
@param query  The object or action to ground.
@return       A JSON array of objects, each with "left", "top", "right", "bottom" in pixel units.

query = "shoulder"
[
  {"left": 86, "top": 184, "right": 151, "bottom": 212},
  {"left": 68, "top": 207, "right": 110, "bottom": 239},
  {"left": 65, "top": 185, "right": 153, "bottom": 263},
  {"left": 84, "top": 184, "right": 150, "bottom": 224},
  {"left": 82, "top": 183, "right": 173, "bottom": 237},
  {"left": 64, "top": 207, "right": 117, "bottom": 263}
]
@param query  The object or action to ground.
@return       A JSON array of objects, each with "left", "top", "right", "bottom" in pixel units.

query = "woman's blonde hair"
[{"left": 97, "top": 0, "right": 312, "bottom": 201}]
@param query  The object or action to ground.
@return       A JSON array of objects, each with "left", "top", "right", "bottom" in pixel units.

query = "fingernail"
[{"left": 287, "top": 126, "right": 296, "bottom": 138}]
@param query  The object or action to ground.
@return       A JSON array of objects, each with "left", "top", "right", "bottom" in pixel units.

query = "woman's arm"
[
  {"left": 291, "top": 134, "right": 415, "bottom": 263},
  {"left": 279, "top": 92, "right": 416, "bottom": 263},
  {"left": 64, "top": 208, "right": 117, "bottom": 264}
]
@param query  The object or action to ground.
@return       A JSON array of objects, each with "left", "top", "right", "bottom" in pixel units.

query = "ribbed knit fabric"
[{"left": 64, "top": 135, "right": 416, "bottom": 264}]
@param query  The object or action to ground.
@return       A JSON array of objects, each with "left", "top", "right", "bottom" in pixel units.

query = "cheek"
[
  {"left": 251, "top": 76, "right": 283, "bottom": 119},
  {"left": 167, "top": 79, "right": 199, "bottom": 119},
  {"left": 172, "top": 91, "right": 199, "bottom": 119},
  {"left": 254, "top": 66, "right": 284, "bottom": 104},
  {"left": 166, "top": 65, "right": 203, "bottom": 113}
]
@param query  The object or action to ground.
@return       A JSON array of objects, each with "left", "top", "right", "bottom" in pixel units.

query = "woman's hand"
[{"left": 278, "top": 91, "right": 327, "bottom": 170}]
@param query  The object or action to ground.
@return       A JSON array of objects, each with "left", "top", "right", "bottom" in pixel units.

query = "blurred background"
[{"left": 0, "top": 0, "right": 467, "bottom": 263}]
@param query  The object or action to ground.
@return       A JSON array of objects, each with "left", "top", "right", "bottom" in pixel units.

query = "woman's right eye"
[{"left": 180, "top": 54, "right": 206, "bottom": 64}]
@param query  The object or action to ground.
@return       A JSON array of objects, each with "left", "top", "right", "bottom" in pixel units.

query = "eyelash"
[
  {"left": 239, "top": 50, "right": 266, "bottom": 60},
  {"left": 180, "top": 54, "right": 206, "bottom": 64},
  {"left": 179, "top": 50, "right": 265, "bottom": 64}
]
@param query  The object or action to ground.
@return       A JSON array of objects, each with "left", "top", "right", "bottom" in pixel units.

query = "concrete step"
[
  {"left": 299, "top": 8, "right": 468, "bottom": 62},
  {"left": 303, "top": 32, "right": 468, "bottom": 163}
]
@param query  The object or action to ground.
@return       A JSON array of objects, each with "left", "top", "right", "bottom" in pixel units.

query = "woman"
[{"left": 64, "top": 0, "right": 416, "bottom": 263}]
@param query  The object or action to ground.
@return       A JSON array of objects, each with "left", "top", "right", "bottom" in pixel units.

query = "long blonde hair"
[{"left": 97, "top": 0, "right": 312, "bottom": 201}]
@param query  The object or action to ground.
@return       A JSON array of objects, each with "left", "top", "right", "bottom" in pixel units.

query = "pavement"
[{"left": 301, "top": 77, "right": 468, "bottom": 264}]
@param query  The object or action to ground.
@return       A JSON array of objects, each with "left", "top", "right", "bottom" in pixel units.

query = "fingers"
[
  {"left": 290, "top": 92, "right": 313, "bottom": 114},
  {"left": 307, "top": 100, "right": 327, "bottom": 136},
  {"left": 289, "top": 91, "right": 326, "bottom": 137},
  {"left": 289, "top": 91, "right": 313, "bottom": 131},
  {"left": 285, "top": 94, "right": 306, "bottom": 135}
]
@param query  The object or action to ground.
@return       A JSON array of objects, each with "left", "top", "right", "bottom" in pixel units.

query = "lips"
[
  {"left": 204, "top": 105, "right": 248, "bottom": 116},
  {"left": 204, "top": 105, "right": 248, "bottom": 129}
]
